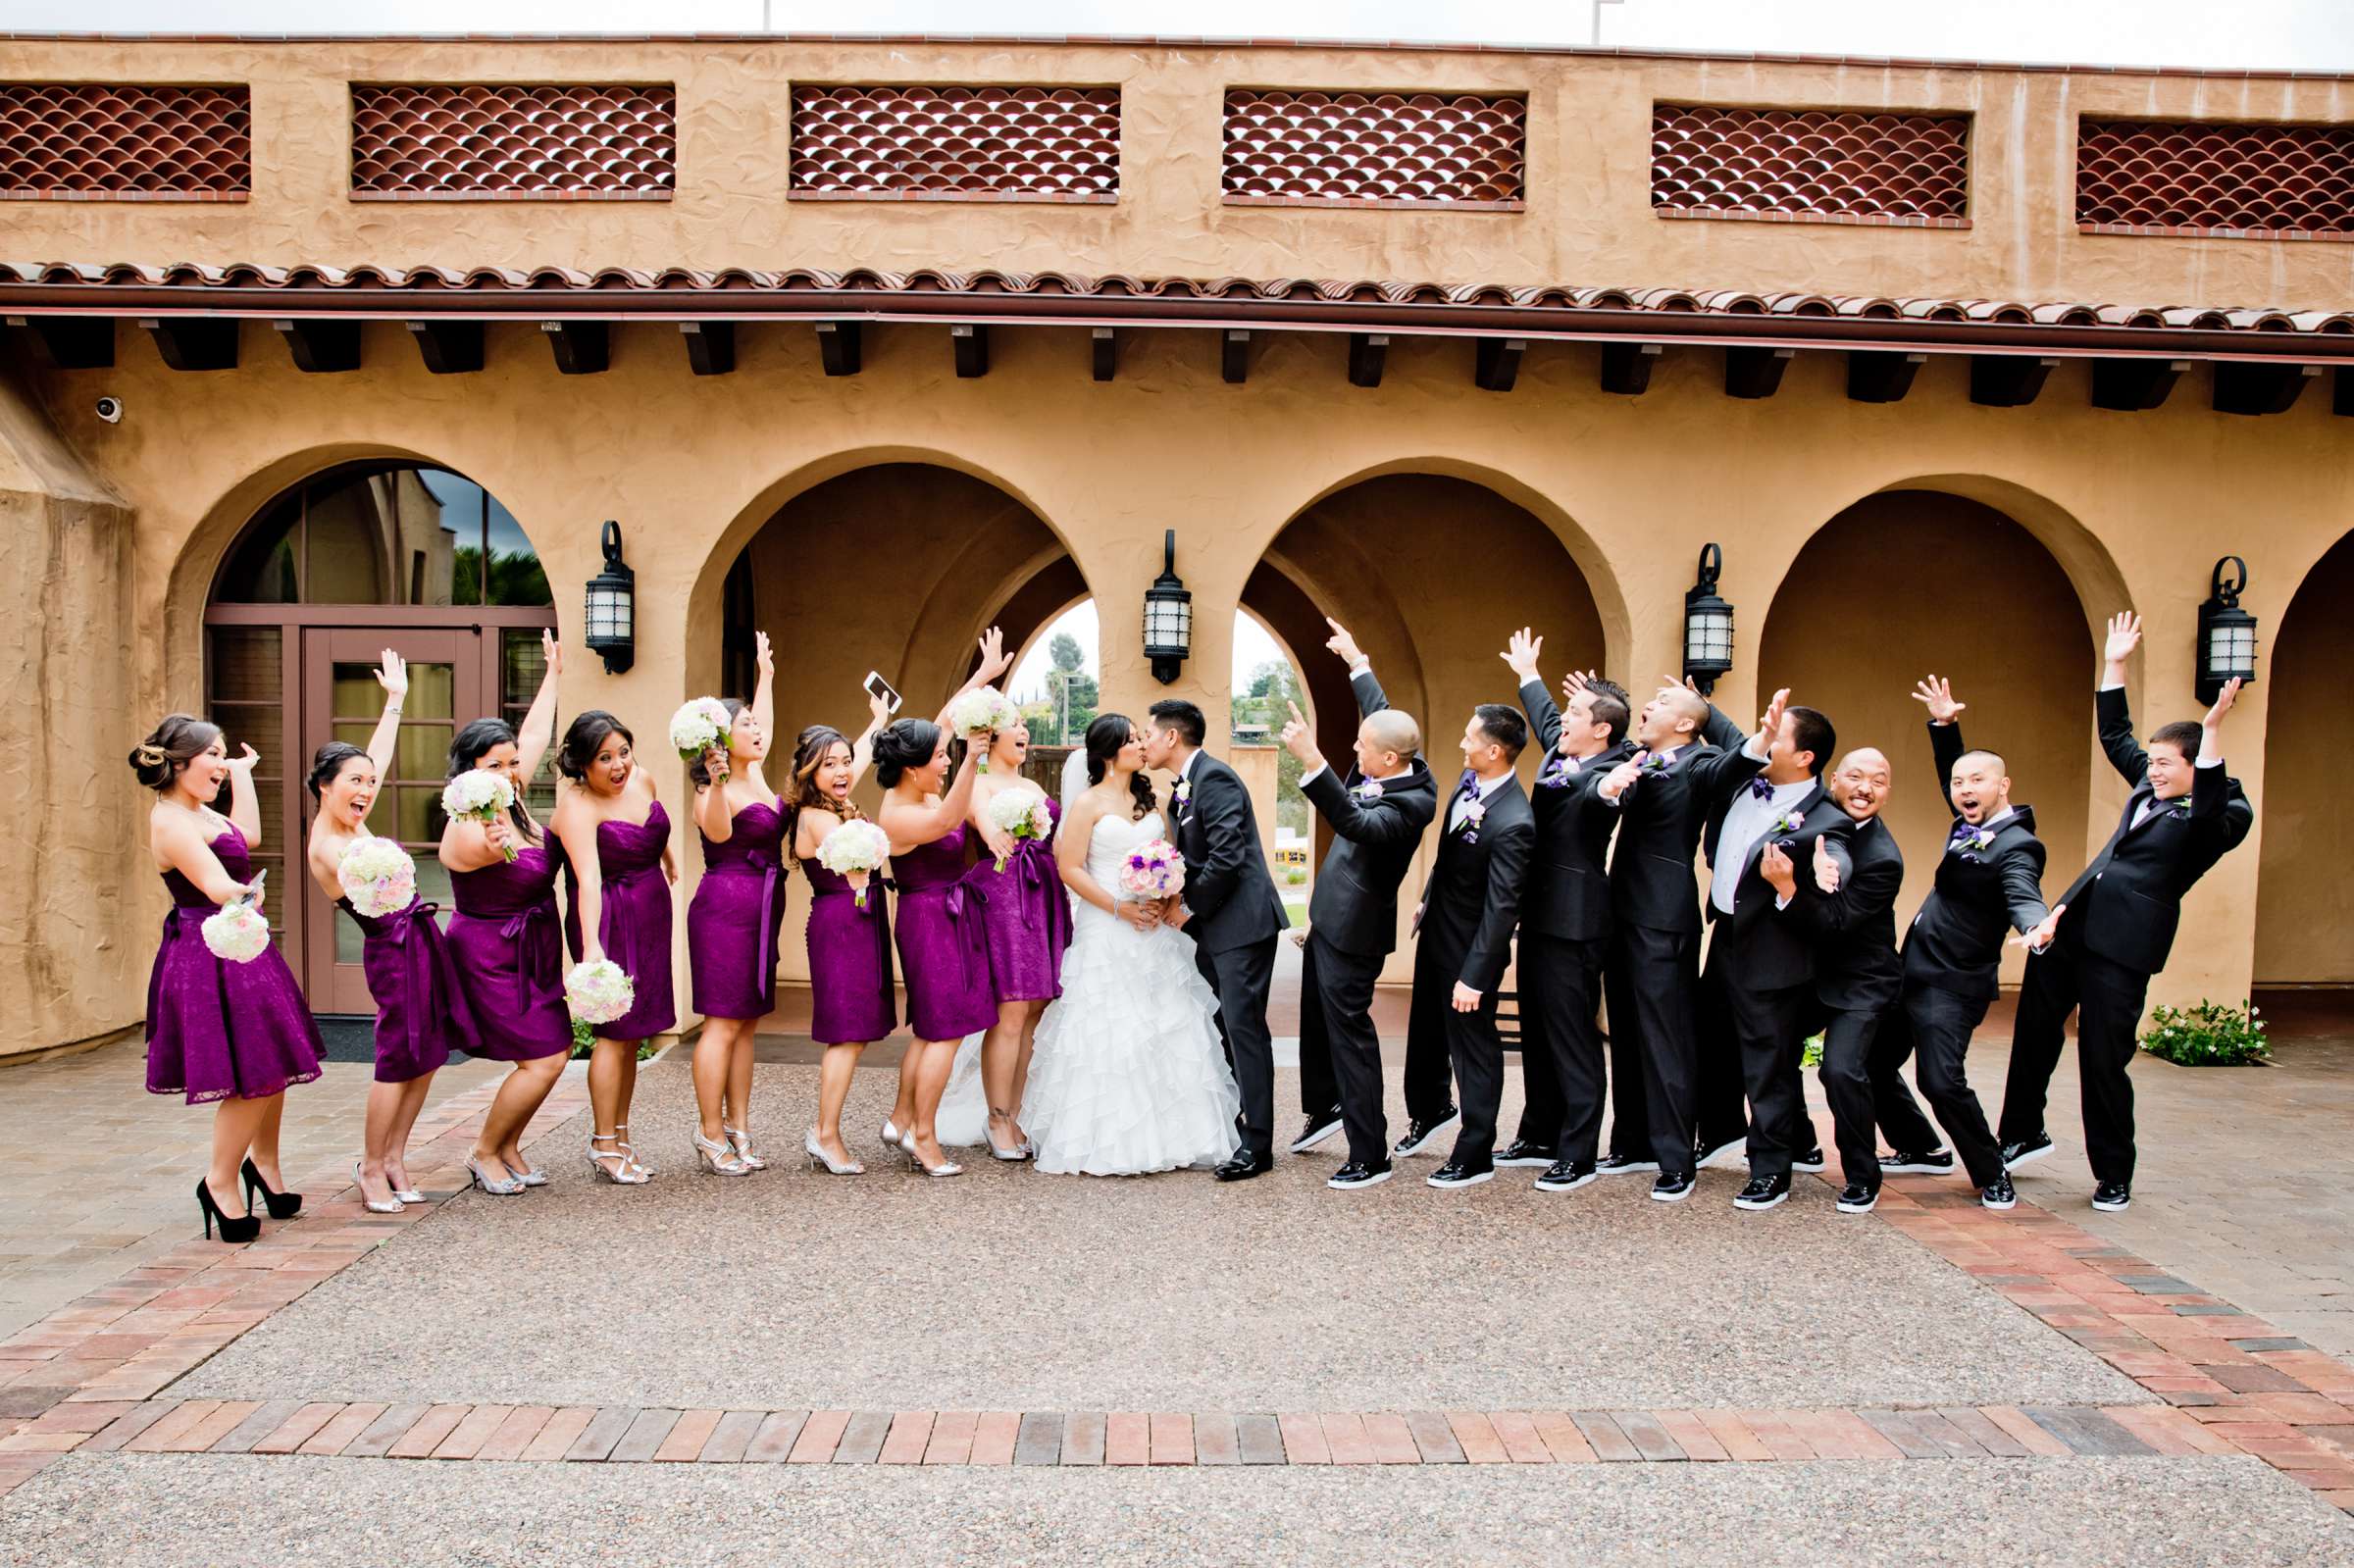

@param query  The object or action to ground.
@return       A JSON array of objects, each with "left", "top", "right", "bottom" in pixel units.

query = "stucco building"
[{"left": 2, "top": 33, "right": 2349, "bottom": 1060}]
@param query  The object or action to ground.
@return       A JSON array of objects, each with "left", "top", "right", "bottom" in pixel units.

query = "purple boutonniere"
[
  {"left": 1458, "top": 796, "right": 1487, "bottom": 844},
  {"left": 1354, "top": 778, "right": 1385, "bottom": 803},
  {"left": 1536, "top": 754, "right": 1576, "bottom": 789},
  {"left": 1768, "top": 810, "right": 1804, "bottom": 838},
  {"left": 1949, "top": 823, "right": 1995, "bottom": 855}
]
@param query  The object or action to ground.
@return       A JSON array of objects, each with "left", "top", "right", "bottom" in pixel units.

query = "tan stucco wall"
[{"left": 2255, "top": 529, "right": 2354, "bottom": 986}]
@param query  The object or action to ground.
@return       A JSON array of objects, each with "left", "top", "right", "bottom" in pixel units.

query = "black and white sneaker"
[
  {"left": 1650, "top": 1172, "right": 1697, "bottom": 1203},
  {"left": 1327, "top": 1160, "right": 1393, "bottom": 1191},
  {"left": 1791, "top": 1145, "right": 1827, "bottom": 1173},
  {"left": 1596, "top": 1153, "right": 1660, "bottom": 1176},
  {"left": 1533, "top": 1159, "right": 1598, "bottom": 1193},
  {"left": 2091, "top": 1181, "right": 2132, "bottom": 1212},
  {"left": 2002, "top": 1133, "right": 2055, "bottom": 1171},
  {"left": 1290, "top": 1106, "right": 1345, "bottom": 1154},
  {"left": 1392, "top": 1108, "right": 1460, "bottom": 1159},
  {"left": 1881, "top": 1147, "right": 1956, "bottom": 1175},
  {"left": 1495, "top": 1138, "right": 1556, "bottom": 1169},
  {"left": 1835, "top": 1182, "right": 1880, "bottom": 1214},
  {"left": 1732, "top": 1173, "right": 1792, "bottom": 1211},
  {"left": 1981, "top": 1173, "right": 2018, "bottom": 1211},
  {"left": 1695, "top": 1136, "right": 1746, "bottom": 1171},
  {"left": 1425, "top": 1159, "right": 1494, "bottom": 1189}
]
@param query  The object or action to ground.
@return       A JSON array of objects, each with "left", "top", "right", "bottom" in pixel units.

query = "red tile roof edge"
[{"left": 0, "top": 33, "right": 2347, "bottom": 84}]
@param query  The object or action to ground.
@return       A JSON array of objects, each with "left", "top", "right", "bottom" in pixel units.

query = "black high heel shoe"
[
  {"left": 240, "top": 1158, "right": 302, "bottom": 1220},
  {"left": 197, "top": 1178, "right": 261, "bottom": 1243}
]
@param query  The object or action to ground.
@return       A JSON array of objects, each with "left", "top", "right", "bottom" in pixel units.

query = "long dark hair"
[
  {"left": 689, "top": 698, "right": 749, "bottom": 789},
  {"left": 872, "top": 718, "right": 942, "bottom": 789},
  {"left": 306, "top": 741, "right": 367, "bottom": 804},
  {"left": 447, "top": 717, "right": 540, "bottom": 844},
  {"left": 782, "top": 723, "right": 862, "bottom": 865},
  {"left": 128, "top": 714, "right": 222, "bottom": 794},
  {"left": 556, "top": 710, "right": 634, "bottom": 784},
  {"left": 1086, "top": 713, "right": 1155, "bottom": 822}
]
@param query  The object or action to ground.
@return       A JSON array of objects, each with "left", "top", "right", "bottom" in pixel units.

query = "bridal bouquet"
[
  {"left": 669, "top": 697, "right": 734, "bottom": 767},
  {"left": 817, "top": 818, "right": 893, "bottom": 908},
  {"left": 565, "top": 957, "right": 635, "bottom": 1028},
  {"left": 986, "top": 788, "right": 1053, "bottom": 872},
  {"left": 441, "top": 771, "right": 518, "bottom": 861},
  {"left": 947, "top": 687, "right": 1021, "bottom": 772},
  {"left": 201, "top": 886, "right": 273, "bottom": 964},
  {"left": 336, "top": 836, "right": 417, "bottom": 919},
  {"left": 1116, "top": 838, "right": 1186, "bottom": 902}
]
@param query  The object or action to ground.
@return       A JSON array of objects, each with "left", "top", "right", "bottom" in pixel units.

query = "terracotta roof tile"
[
  {"left": 788, "top": 85, "right": 1119, "bottom": 202},
  {"left": 349, "top": 84, "right": 675, "bottom": 200},
  {"left": 1652, "top": 104, "right": 1969, "bottom": 225},
  {"left": 0, "top": 84, "right": 249, "bottom": 200},
  {"left": 2076, "top": 120, "right": 2354, "bottom": 238},
  {"left": 1222, "top": 90, "right": 1524, "bottom": 208}
]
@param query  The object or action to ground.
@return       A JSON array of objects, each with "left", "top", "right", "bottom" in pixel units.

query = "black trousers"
[
  {"left": 1515, "top": 931, "right": 1608, "bottom": 1161},
  {"left": 1300, "top": 934, "right": 1391, "bottom": 1168},
  {"left": 1690, "top": 944, "right": 1755, "bottom": 1155},
  {"left": 1400, "top": 936, "right": 1465, "bottom": 1129},
  {"left": 1196, "top": 935, "right": 1280, "bottom": 1161},
  {"left": 1702, "top": 936, "right": 1810, "bottom": 1180},
  {"left": 1597, "top": 941, "right": 1654, "bottom": 1160},
  {"left": 2001, "top": 932, "right": 2152, "bottom": 1186},
  {"left": 1894, "top": 981, "right": 2004, "bottom": 1187},
  {"left": 1608, "top": 921, "right": 1705, "bottom": 1176},
  {"left": 1440, "top": 979, "right": 1508, "bottom": 1169},
  {"left": 1802, "top": 994, "right": 1907, "bottom": 1188}
]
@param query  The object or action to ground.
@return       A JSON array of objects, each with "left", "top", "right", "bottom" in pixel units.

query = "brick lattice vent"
[
  {"left": 348, "top": 84, "right": 676, "bottom": 200},
  {"left": 1651, "top": 104, "right": 1970, "bottom": 227},
  {"left": 2077, "top": 120, "right": 2354, "bottom": 238},
  {"left": 1222, "top": 90, "right": 1525, "bottom": 208},
  {"left": 0, "top": 84, "right": 250, "bottom": 201},
  {"left": 789, "top": 85, "right": 1120, "bottom": 202}
]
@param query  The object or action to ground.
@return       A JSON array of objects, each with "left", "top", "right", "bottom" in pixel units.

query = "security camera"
[{"left": 94, "top": 396, "right": 123, "bottom": 424}]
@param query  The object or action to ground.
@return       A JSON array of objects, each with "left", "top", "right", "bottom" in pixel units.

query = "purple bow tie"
[
  {"left": 1949, "top": 820, "right": 1985, "bottom": 846},
  {"left": 1746, "top": 777, "right": 1774, "bottom": 802},
  {"left": 1455, "top": 770, "right": 1478, "bottom": 800}
]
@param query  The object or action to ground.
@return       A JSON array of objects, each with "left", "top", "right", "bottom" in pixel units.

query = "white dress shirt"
[
  {"left": 1712, "top": 776, "right": 1815, "bottom": 914},
  {"left": 1448, "top": 770, "right": 1512, "bottom": 833}
]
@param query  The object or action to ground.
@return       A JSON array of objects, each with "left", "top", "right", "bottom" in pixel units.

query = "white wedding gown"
[{"left": 936, "top": 809, "right": 1241, "bottom": 1176}]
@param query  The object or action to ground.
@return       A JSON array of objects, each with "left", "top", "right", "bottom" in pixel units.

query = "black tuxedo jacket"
[
  {"left": 1699, "top": 782, "right": 1851, "bottom": 991},
  {"left": 1171, "top": 749, "right": 1289, "bottom": 955},
  {"left": 1794, "top": 812, "right": 1906, "bottom": 1014},
  {"left": 2054, "top": 687, "right": 2254, "bottom": 976},
  {"left": 1606, "top": 704, "right": 1762, "bottom": 936},
  {"left": 1901, "top": 720, "right": 2049, "bottom": 1000},
  {"left": 1301, "top": 670, "right": 1440, "bottom": 959},
  {"left": 1515, "top": 677, "right": 1632, "bottom": 943},
  {"left": 1420, "top": 775, "right": 1534, "bottom": 994}
]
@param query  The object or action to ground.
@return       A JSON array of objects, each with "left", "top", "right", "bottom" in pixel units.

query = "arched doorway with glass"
[{"left": 203, "top": 462, "right": 558, "bottom": 1013}]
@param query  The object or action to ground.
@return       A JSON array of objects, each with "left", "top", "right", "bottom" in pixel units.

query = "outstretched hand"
[
  {"left": 1753, "top": 687, "right": 1791, "bottom": 749},
  {"left": 1560, "top": 667, "right": 1597, "bottom": 706},
  {"left": 1323, "top": 617, "right": 1365, "bottom": 667},
  {"left": 2203, "top": 676, "right": 2241, "bottom": 732},
  {"left": 540, "top": 629, "right": 563, "bottom": 678},
  {"left": 1812, "top": 835, "right": 1842, "bottom": 894},
  {"left": 1278, "top": 699, "right": 1322, "bottom": 768},
  {"left": 375, "top": 649, "right": 409, "bottom": 701},
  {"left": 975, "top": 627, "right": 1011, "bottom": 684},
  {"left": 1599, "top": 749, "right": 1646, "bottom": 801},
  {"left": 1502, "top": 627, "right": 1543, "bottom": 683},
  {"left": 754, "top": 630, "right": 774, "bottom": 680},
  {"left": 2103, "top": 611, "right": 2142, "bottom": 667},
  {"left": 1912, "top": 675, "right": 1966, "bottom": 725}
]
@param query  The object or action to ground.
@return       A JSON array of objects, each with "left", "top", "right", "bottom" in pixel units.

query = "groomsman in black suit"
[
  {"left": 1695, "top": 697, "right": 1848, "bottom": 1211},
  {"left": 1497, "top": 631, "right": 1633, "bottom": 1191},
  {"left": 1594, "top": 683, "right": 1765, "bottom": 1201},
  {"left": 1998, "top": 613, "right": 2253, "bottom": 1212},
  {"left": 1279, "top": 620, "right": 1440, "bottom": 1191},
  {"left": 1418, "top": 703, "right": 1537, "bottom": 1189},
  {"left": 1892, "top": 675, "right": 2050, "bottom": 1210},
  {"left": 1145, "top": 698, "right": 1291, "bottom": 1183}
]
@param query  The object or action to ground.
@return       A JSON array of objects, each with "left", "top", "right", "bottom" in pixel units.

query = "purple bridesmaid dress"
[
  {"left": 339, "top": 887, "right": 479, "bottom": 1083},
  {"left": 892, "top": 823, "right": 998, "bottom": 1041},
  {"left": 564, "top": 798, "right": 678, "bottom": 1041},
  {"left": 800, "top": 834, "right": 897, "bottom": 1046},
  {"left": 963, "top": 796, "right": 1073, "bottom": 1003},
  {"left": 446, "top": 835, "right": 573, "bottom": 1061},
  {"left": 689, "top": 797, "right": 789, "bottom": 1021},
  {"left": 144, "top": 824, "right": 324, "bottom": 1103}
]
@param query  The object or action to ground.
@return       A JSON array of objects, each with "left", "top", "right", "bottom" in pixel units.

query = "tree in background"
[
  {"left": 1232, "top": 659, "right": 1309, "bottom": 835},
  {"left": 1042, "top": 631, "right": 1099, "bottom": 744}
]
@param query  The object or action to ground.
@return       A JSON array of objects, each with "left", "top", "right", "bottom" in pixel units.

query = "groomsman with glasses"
[{"left": 1996, "top": 613, "right": 2253, "bottom": 1213}]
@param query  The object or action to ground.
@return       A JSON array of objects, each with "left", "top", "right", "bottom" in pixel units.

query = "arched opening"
[
  {"left": 1758, "top": 489, "right": 2099, "bottom": 985},
  {"left": 203, "top": 461, "right": 557, "bottom": 1012},
  {"left": 2255, "top": 529, "right": 2354, "bottom": 989}
]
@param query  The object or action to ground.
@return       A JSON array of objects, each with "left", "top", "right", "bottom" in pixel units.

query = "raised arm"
[
  {"left": 930, "top": 627, "right": 1012, "bottom": 728},
  {"left": 749, "top": 631, "right": 776, "bottom": 761},
  {"left": 2093, "top": 613, "right": 2150, "bottom": 786},
  {"left": 1686, "top": 687, "right": 1785, "bottom": 805},
  {"left": 1282, "top": 699, "right": 1433, "bottom": 846},
  {"left": 880, "top": 748, "right": 982, "bottom": 855},
  {"left": 515, "top": 631, "right": 562, "bottom": 785},
  {"left": 1501, "top": 629, "right": 1560, "bottom": 753},
  {"left": 1913, "top": 676, "right": 1968, "bottom": 815},
  {"left": 359, "top": 651, "right": 408, "bottom": 817},
  {"left": 222, "top": 743, "right": 263, "bottom": 849},
  {"left": 844, "top": 691, "right": 893, "bottom": 791}
]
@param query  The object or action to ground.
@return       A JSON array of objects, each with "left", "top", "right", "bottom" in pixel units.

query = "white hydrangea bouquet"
[
  {"left": 201, "top": 870, "right": 273, "bottom": 964},
  {"left": 986, "top": 787, "right": 1053, "bottom": 873},
  {"left": 441, "top": 771, "right": 518, "bottom": 861},
  {"left": 669, "top": 696, "right": 734, "bottom": 768},
  {"left": 336, "top": 836, "right": 417, "bottom": 919},
  {"left": 946, "top": 687, "right": 1021, "bottom": 772},
  {"left": 565, "top": 957, "right": 635, "bottom": 1029},
  {"left": 817, "top": 817, "right": 892, "bottom": 909}
]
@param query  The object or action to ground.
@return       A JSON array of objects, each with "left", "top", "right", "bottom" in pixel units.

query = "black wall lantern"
[
  {"left": 584, "top": 520, "right": 636, "bottom": 676},
  {"left": 2196, "top": 554, "right": 2258, "bottom": 703},
  {"left": 1142, "top": 529, "right": 1193, "bottom": 685},
  {"left": 1682, "top": 542, "right": 1735, "bottom": 695}
]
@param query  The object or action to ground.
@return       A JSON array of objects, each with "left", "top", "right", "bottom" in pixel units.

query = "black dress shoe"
[
  {"left": 1835, "top": 1181, "right": 1880, "bottom": 1214},
  {"left": 1733, "top": 1173, "right": 1792, "bottom": 1211},
  {"left": 1981, "top": 1172, "right": 2018, "bottom": 1210},
  {"left": 1495, "top": 1138, "right": 1556, "bottom": 1169},
  {"left": 2001, "top": 1132, "right": 2054, "bottom": 1171},
  {"left": 1881, "top": 1147, "right": 1956, "bottom": 1175},
  {"left": 1791, "top": 1145, "right": 1827, "bottom": 1174},
  {"left": 1533, "top": 1159, "right": 1597, "bottom": 1193},
  {"left": 1391, "top": 1108, "right": 1460, "bottom": 1159},
  {"left": 1596, "top": 1152, "right": 1660, "bottom": 1176},
  {"left": 1213, "top": 1151, "right": 1271, "bottom": 1183},
  {"left": 1425, "top": 1159, "right": 1494, "bottom": 1189},
  {"left": 1290, "top": 1106, "right": 1345, "bottom": 1155},
  {"left": 1327, "top": 1160, "right": 1393, "bottom": 1190},
  {"left": 2091, "top": 1181, "right": 2131, "bottom": 1212},
  {"left": 1649, "top": 1172, "right": 1696, "bottom": 1203}
]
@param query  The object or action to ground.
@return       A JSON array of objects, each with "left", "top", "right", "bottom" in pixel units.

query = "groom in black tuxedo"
[
  {"left": 1279, "top": 618, "right": 1440, "bottom": 1190},
  {"left": 1146, "top": 698, "right": 1291, "bottom": 1182}
]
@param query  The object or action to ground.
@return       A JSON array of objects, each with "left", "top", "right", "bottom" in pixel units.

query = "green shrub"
[
  {"left": 2140, "top": 999, "right": 2270, "bottom": 1067},
  {"left": 1285, "top": 867, "right": 1307, "bottom": 886},
  {"left": 570, "top": 1020, "right": 657, "bottom": 1062},
  {"left": 1800, "top": 1032, "right": 1824, "bottom": 1069}
]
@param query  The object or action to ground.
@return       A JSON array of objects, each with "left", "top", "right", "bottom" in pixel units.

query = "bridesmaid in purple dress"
[
  {"left": 784, "top": 706, "right": 896, "bottom": 1176},
  {"left": 439, "top": 632, "right": 570, "bottom": 1197},
  {"left": 302, "top": 650, "right": 477, "bottom": 1213},
  {"left": 132, "top": 714, "right": 324, "bottom": 1243},
  {"left": 554, "top": 711, "right": 678, "bottom": 1185},
  {"left": 964, "top": 717, "right": 1073, "bottom": 1161}
]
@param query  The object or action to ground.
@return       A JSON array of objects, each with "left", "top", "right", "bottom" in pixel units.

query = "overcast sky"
[{"left": 6, "top": 0, "right": 2350, "bottom": 70}]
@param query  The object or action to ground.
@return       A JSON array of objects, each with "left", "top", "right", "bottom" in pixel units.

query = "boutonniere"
[
  {"left": 1172, "top": 779, "right": 1192, "bottom": 812},
  {"left": 1458, "top": 796, "right": 1487, "bottom": 843},
  {"left": 1354, "top": 778, "right": 1385, "bottom": 802},
  {"left": 1950, "top": 824, "right": 1994, "bottom": 854},
  {"left": 1768, "top": 810, "right": 1804, "bottom": 838},
  {"left": 1536, "top": 755, "right": 1575, "bottom": 789}
]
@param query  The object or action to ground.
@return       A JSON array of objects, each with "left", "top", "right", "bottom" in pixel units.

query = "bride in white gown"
[{"left": 941, "top": 714, "right": 1240, "bottom": 1175}]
